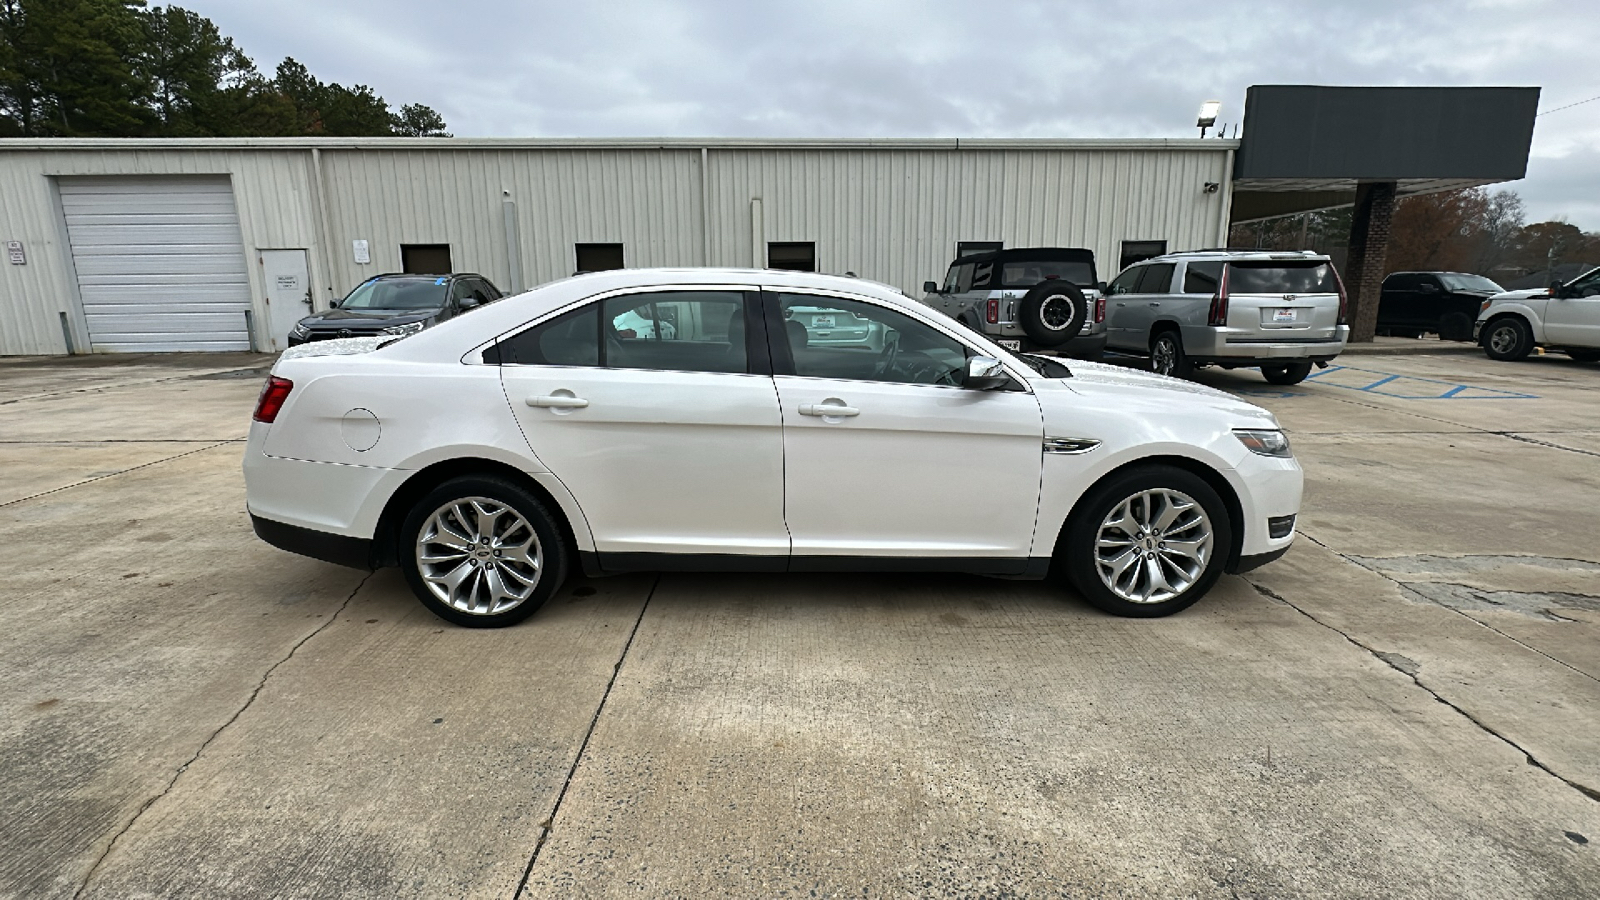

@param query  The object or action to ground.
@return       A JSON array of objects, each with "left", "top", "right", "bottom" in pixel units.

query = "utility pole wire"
[{"left": 1537, "top": 92, "right": 1600, "bottom": 117}]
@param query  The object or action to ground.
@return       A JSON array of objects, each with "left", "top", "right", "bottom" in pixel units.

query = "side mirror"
[
  {"left": 1096, "top": 281, "right": 1108, "bottom": 293},
  {"left": 923, "top": 281, "right": 941, "bottom": 294},
  {"left": 1548, "top": 281, "right": 1566, "bottom": 298},
  {"left": 1418, "top": 283, "right": 1438, "bottom": 293},
  {"left": 458, "top": 296, "right": 480, "bottom": 309},
  {"left": 965, "top": 355, "right": 1010, "bottom": 391}
]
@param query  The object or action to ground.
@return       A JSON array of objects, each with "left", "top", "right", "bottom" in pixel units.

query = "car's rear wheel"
[
  {"left": 1149, "top": 329, "right": 1193, "bottom": 379},
  {"left": 1261, "top": 361, "right": 1313, "bottom": 385},
  {"left": 1568, "top": 349, "right": 1600, "bottom": 363},
  {"left": 400, "top": 476, "right": 567, "bottom": 627},
  {"left": 1018, "top": 281, "right": 1088, "bottom": 347},
  {"left": 1063, "top": 465, "right": 1233, "bottom": 618},
  {"left": 1482, "top": 317, "right": 1533, "bottom": 361}
]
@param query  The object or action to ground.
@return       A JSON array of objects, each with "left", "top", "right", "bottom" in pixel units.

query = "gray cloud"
[{"left": 185, "top": 0, "right": 1599, "bottom": 227}]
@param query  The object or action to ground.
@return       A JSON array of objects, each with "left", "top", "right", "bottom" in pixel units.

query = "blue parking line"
[
  {"left": 1295, "top": 364, "right": 1536, "bottom": 400},
  {"left": 1358, "top": 373, "right": 1401, "bottom": 391}
]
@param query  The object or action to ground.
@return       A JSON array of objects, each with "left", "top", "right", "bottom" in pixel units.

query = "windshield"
[
  {"left": 1438, "top": 274, "right": 1504, "bottom": 293},
  {"left": 1228, "top": 262, "right": 1338, "bottom": 294},
  {"left": 339, "top": 279, "right": 447, "bottom": 310},
  {"left": 1001, "top": 261, "right": 1096, "bottom": 289}
]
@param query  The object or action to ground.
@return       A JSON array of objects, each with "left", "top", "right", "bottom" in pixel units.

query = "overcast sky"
[{"left": 185, "top": 0, "right": 1599, "bottom": 229}]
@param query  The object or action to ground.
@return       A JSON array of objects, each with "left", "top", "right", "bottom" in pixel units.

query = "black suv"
[
  {"left": 288, "top": 273, "right": 503, "bottom": 346},
  {"left": 1378, "top": 271, "right": 1505, "bottom": 341}
]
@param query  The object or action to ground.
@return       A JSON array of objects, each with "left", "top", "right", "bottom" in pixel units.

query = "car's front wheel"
[
  {"left": 399, "top": 476, "right": 567, "bottom": 627},
  {"left": 1063, "top": 465, "right": 1233, "bottom": 618},
  {"left": 1482, "top": 317, "right": 1533, "bottom": 361}
]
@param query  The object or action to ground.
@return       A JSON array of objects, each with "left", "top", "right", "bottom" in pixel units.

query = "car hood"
[
  {"left": 1047, "top": 359, "right": 1280, "bottom": 425},
  {"left": 302, "top": 308, "right": 438, "bottom": 328},
  {"left": 1487, "top": 288, "right": 1548, "bottom": 304}
]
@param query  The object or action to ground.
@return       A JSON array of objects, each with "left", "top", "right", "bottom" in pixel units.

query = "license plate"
[
  {"left": 1273, "top": 308, "right": 1296, "bottom": 322},
  {"left": 998, "top": 339, "right": 1022, "bottom": 350},
  {"left": 811, "top": 315, "right": 835, "bottom": 328}
]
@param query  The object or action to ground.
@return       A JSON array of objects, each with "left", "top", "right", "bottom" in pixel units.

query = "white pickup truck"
[{"left": 1475, "top": 266, "right": 1600, "bottom": 363}]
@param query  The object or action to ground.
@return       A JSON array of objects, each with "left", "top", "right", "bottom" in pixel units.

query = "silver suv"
[
  {"left": 921, "top": 248, "right": 1106, "bottom": 359},
  {"left": 1104, "top": 249, "right": 1350, "bottom": 384}
]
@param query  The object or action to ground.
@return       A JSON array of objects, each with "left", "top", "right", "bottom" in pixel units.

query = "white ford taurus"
[{"left": 245, "top": 269, "right": 1301, "bottom": 626}]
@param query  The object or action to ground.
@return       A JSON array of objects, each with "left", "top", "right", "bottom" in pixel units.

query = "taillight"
[
  {"left": 1333, "top": 266, "right": 1349, "bottom": 325},
  {"left": 1094, "top": 295, "right": 1106, "bottom": 323},
  {"left": 986, "top": 299, "right": 999, "bottom": 324},
  {"left": 1207, "top": 264, "right": 1231, "bottom": 327},
  {"left": 254, "top": 376, "right": 293, "bottom": 423}
]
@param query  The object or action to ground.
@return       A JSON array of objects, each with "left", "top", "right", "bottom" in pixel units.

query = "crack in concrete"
[
  {"left": 0, "top": 441, "right": 243, "bottom": 509},
  {"left": 1497, "top": 432, "right": 1600, "bottom": 459},
  {"left": 514, "top": 575, "right": 660, "bottom": 899},
  {"left": 1305, "top": 536, "right": 1600, "bottom": 686},
  {"left": 70, "top": 573, "right": 371, "bottom": 899},
  {"left": 1245, "top": 577, "right": 1600, "bottom": 804}
]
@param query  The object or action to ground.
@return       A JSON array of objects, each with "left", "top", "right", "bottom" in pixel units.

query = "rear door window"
[
  {"left": 1228, "top": 262, "right": 1339, "bottom": 294},
  {"left": 1000, "top": 260, "right": 1096, "bottom": 288},
  {"left": 1134, "top": 263, "right": 1175, "bottom": 294}
]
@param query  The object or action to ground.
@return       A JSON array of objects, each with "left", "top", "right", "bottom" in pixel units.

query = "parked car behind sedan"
[
  {"left": 1104, "top": 250, "right": 1349, "bottom": 384},
  {"left": 1475, "top": 265, "right": 1600, "bottom": 362},
  {"left": 1378, "top": 271, "right": 1504, "bottom": 341},
  {"left": 287, "top": 273, "right": 503, "bottom": 346},
  {"left": 921, "top": 247, "right": 1106, "bottom": 359},
  {"left": 245, "top": 269, "right": 1301, "bottom": 627}
]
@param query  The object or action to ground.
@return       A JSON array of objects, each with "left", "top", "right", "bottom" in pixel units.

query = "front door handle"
[
  {"left": 799, "top": 402, "right": 860, "bottom": 417},
  {"left": 1149, "top": 302, "right": 1160, "bottom": 307},
  {"left": 528, "top": 394, "right": 589, "bottom": 409}
]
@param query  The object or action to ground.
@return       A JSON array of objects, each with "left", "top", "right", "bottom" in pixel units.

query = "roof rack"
[{"left": 1160, "top": 247, "right": 1319, "bottom": 256}]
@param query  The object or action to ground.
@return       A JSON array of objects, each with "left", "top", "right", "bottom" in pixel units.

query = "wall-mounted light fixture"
[{"left": 1203, "top": 182, "right": 1220, "bottom": 194}]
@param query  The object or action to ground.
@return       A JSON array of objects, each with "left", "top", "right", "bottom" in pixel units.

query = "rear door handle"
[
  {"left": 799, "top": 402, "right": 860, "bottom": 417},
  {"left": 528, "top": 394, "right": 589, "bottom": 409},
  {"left": 1149, "top": 302, "right": 1161, "bottom": 307}
]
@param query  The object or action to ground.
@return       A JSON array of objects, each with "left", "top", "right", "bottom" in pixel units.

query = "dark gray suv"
[{"left": 921, "top": 248, "right": 1106, "bottom": 359}]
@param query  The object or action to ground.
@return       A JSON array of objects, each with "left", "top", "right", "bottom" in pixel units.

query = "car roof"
[
  {"left": 1146, "top": 249, "right": 1330, "bottom": 263},
  {"left": 379, "top": 268, "right": 916, "bottom": 361},
  {"left": 952, "top": 247, "right": 1095, "bottom": 265}
]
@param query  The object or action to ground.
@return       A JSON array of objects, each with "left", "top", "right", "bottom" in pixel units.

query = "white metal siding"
[
  {"left": 60, "top": 176, "right": 252, "bottom": 351},
  {"left": 0, "top": 139, "right": 1236, "bottom": 356}
]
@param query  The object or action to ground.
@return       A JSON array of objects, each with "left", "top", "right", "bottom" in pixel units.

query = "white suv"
[
  {"left": 244, "top": 269, "right": 1301, "bottom": 626},
  {"left": 1475, "top": 266, "right": 1600, "bottom": 363},
  {"left": 1104, "top": 250, "right": 1350, "bottom": 384}
]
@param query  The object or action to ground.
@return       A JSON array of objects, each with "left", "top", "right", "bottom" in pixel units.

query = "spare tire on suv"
[{"left": 1018, "top": 280, "right": 1088, "bottom": 347}]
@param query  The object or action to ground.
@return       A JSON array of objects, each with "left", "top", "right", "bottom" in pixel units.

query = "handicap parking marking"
[{"left": 1301, "top": 365, "right": 1538, "bottom": 400}]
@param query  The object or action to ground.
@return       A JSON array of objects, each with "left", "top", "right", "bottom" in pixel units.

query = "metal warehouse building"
[
  {"left": 0, "top": 86, "right": 1542, "bottom": 356},
  {"left": 0, "top": 137, "right": 1237, "bottom": 355}
]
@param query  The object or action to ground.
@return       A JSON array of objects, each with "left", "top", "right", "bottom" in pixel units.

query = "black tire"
[
  {"left": 1149, "top": 329, "right": 1193, "bottom": 379},
  {"left": 399, "top": 475, "right": 568, "bottom": 628},
  {"left": 1062, "top": 465, "right": 1234, "bottom": 618},
  {"left": 1569, "top": 349, "right": 1600, "bottom": 363},
  {"left": 1438, "top": 312, "right": 1473, "bottom": 342},
  {"left": 1018, "top": 281, "right": 1088, "bottom": 347},
  {"left": 1261, "top": 361, "right": 1313, "bottom": 385},
  {"left": 1481, "top": 316, "right": 1533, "bottom": 361}
]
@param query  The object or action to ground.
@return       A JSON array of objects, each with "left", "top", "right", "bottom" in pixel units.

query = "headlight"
[
  {"left": 1235, "top": 429, "right": 1292, "bottom": 458},
  {"left": 381, "top": 320, "right": 427, "bottom": 337},
  {"left": 290, "top": 322, "right": 311, "bottom": 339}
]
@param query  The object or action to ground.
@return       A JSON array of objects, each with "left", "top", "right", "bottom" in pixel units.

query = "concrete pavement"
[{"left": 1, "top": 348, "right": 1596, "bottom": 898}]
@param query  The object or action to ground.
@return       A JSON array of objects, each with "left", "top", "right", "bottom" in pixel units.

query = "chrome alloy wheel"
[
  {"left": 1487, "top": 323, "right": 1518, "bottom": 355},
  {"left": 1094, "top": 488, "right": 1214, "bottom": 604},
  {"left": 415, "top": 497, "right": 543, "bottom": 615},
  {"left": 1039, "top": 293, "right": 1077, "bottom": 331},
  {"left": 1151, "top": 337, "right": 1177, "bottom": 375}
]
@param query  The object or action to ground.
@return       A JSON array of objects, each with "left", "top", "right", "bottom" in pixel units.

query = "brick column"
[{"left": 1344, "top": 181, "right": 1397, "bottom": 343}]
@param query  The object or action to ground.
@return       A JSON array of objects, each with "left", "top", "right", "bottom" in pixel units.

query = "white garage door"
[{"left": 61, "top": 176, "right": 252, "bottom": 352}]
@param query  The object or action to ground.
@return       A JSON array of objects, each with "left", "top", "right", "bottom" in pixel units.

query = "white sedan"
[{"left": 245, "top": 269, "right": 1301, "bottom": 627}]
